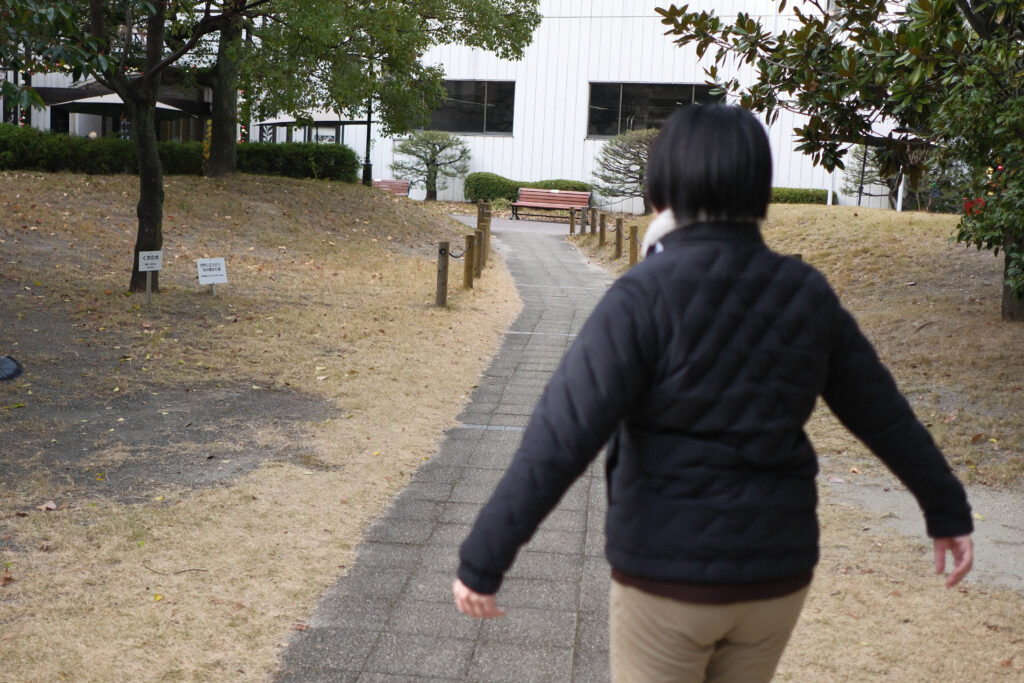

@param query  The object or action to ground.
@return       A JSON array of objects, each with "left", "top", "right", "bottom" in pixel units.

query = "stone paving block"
[
  {"left": 575, "top": 608, "right": 611, "bottom": 652},
  {"left": 498, "top": 577, "right": 580, "bottom": 611},
  {"left": 276, "top": 628, "right": 378, "bottom": 677},
  {"left": 506, "top": 550, "right": 584, "bottom": 583},
  {"left": 397, "top": 481, "right": 453, "bottom": 502},
  {"left": 449, "top": 482, "right": 500, "bottom": 504},
  {"left": 403, "top": 568, "right": 458, "bottom": 603},
  {"left": 364, "top": 633, "right": 475, "bottom": 678},
  {"left": 522, "top": 527, "right": 585, "bottom": 556},
  {"left": 479, "top": 606, "right": 577, "bottom": 648},
  {"left": 309, "top": 595, "right": 391, "bottom": 631},
  {"left": 355, "top": 542, "right": 423, "bottom": 569},
  {"left": 439, "top": 501, "right": 481, "bottom": 525},
  {"left": 386, "top": 597, "right": 482, "bottom": 640},
  {"left": 385, "top": 497, "right": 445, "bottom": 522},
  {"left": 467, "top": 642, "right": 574, "bottom": 683},
  {"left": 365, "top": 518, "right": 436, "bottom": 544},
  {"left": 426, "top": 522, "right": 473, "bottom": 548}
]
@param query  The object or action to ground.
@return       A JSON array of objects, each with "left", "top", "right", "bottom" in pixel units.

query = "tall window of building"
[
  {"left": 429, "top": 80, "right": 515, "bottom": 135},
  {"left": 587, "top": 83, "right": 723, "bottom": 137}
]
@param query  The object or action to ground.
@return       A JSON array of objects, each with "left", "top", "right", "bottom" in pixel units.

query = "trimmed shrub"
[
  {"left": 771, "top": 187, "right": 832, "bottom": 204},
  {"left": 237, "top": 142, "right": 360, "bottom": 182},
  {"left": 0, "top": 124, "right": 359, "bottom": 181},
  {"left": 464, "top": 172, "right": 519, "bottom": 202},
  {"left": 464, "top": 171, "right": 592, "bottom": 202}
]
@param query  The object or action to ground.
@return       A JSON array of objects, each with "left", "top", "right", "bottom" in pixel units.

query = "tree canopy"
[
  {"left": 2, "top": 0, "right": 541, "bottom": 286},
  {"left": 657, "top": 0, "right": 1024, "bottom": 320}
]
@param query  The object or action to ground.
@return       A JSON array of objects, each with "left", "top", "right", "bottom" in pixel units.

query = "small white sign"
[
  {"left": 139, "top": 250, "right": 163, "bottom": 272},
  {"left": 196, "top": 257, "right": 228, "bottom": 285}
]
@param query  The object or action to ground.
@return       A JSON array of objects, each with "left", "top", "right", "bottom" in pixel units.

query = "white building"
[{"left": 358, "top": 0, "right": 856, "bottom": 209}]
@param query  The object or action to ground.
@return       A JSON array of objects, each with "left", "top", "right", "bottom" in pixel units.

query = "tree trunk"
[
  {"left": 1001, "top": 231, "right": 1024, "bottom": 321},
  {"left": 128, "top": 97, "right": 165, "bottom": 293},
  {"left": 206, "top": 14, "right": 243, "bottom": 177},
  {"left": 426, "top": 166, "right": 438, "bottom": 201}
]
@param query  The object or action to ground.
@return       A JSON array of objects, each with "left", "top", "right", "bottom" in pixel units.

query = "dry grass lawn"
[{"left": 0, "top": 171, "right": 520, "bottom": 681}]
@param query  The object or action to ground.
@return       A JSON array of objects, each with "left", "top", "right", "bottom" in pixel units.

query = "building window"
[
  {"left": 587, "top": 83, "right": 723, "bottom": 137},
  {"left": 429, "top": 80, "right": 515, "bottom": 135}
]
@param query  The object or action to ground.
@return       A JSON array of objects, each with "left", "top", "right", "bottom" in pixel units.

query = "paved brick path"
[{"left": 275, "top": 219, "right": 615, "bottom": 682}]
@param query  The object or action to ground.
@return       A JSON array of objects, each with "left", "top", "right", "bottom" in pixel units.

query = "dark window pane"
[
  {"left": 429, "top": 80, "right": 515, "bottom": 134},
  {"left": 621, "top": 83, "right": 695, "bottom": 131},
  {"left": 484, "top": 82, "right": 515, "bottom": 133},
  {"left": 429, "top": 81, "right": 486, "bottom": 133},
  {"left": 693, "top": 84, "right": 725, "bottom": 106},
  {"left": 588, "top": 83, "right": 621, "bottom": 137}
]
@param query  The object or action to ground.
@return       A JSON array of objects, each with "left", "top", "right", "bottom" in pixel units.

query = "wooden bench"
[
  {"left": 373, "top": 179, "right": 411, "bottom": 196},
  {"left": 510, "top": 188, "right": 591, "bottom": 221}
]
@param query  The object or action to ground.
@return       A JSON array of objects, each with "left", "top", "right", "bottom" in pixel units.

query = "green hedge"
[
  {"left": 464, "top": 171, "right": 592, "bottom": 202},
  {"left": 770, "top": 187, "right": 833, "bottom": 204},
  {"left": 0, "top": 123, "right": 359, "bottom": 181}
]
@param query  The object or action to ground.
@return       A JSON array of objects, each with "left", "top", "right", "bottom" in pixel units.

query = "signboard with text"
[
  {"left": 196, "top": 257, "right": 228, "bottom": 285},
  {"left": 138, "top": 250, "right": 163, "bottom": 272}
]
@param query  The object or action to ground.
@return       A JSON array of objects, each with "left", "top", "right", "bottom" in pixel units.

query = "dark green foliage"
[
  {"left": 770, "top": 187, "right": 831, "bottom": 205},
  {"left": 464, "top": 171, "right": 592, "bottom": 202},
  {"left": 237, "top": 142, "right": 360, "bottom": 182},
  {"left": 0, "top": 124, "right": 358, "bottom": 181}
]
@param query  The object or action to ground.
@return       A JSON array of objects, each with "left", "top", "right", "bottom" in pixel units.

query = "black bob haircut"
[{"left": 646, "top": 104, "right": 772, "bottom": 223}]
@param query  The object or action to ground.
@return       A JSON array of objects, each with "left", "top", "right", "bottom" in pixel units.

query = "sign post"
[
  {"left": 196, "top": 257, "right": 228, "bottom": 295},
  {"left": 138, "top": 250, "right": 163, "bottom": 306}
]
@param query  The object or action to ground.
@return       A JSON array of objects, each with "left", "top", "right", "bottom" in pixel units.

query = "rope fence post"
[
  {"left": 629, "top": 224, "right": 638, "bottom": 265},
  {"left": 435, "top": 241, "right": 449, "bottom": 307},
  {"left": 569, "top": 210, "right": 576, "bottom": 235},
  {"left": 474, "top": 228, "right": 484, "bottom": 278},
  {"left": 590, "top": 208, "right": 597, "bottom": 235},
  {"left": 581, "top": 207, "right": 588, "bottom": 233},
  {"left": 614, "top": 217, "right": 623, "bottom": 259},
  {"left": 599, "top": 213, "right": 607, "bottom": 247},
  {"left": 481, "top": 204, "right": 492, "bottom": 268},
  {"left": 463, "top": 234, "right": 475, "bottom": 288}
]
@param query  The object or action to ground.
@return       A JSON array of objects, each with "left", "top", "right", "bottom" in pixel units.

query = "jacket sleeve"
[
  {"left": 822, "top": 305, "right": 973, "bottom": 539},
  {"left": 457, "top": 278, "right": 660, "bottom": 594}
]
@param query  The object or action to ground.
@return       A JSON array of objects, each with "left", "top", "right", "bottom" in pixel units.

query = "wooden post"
[
  {"left": 474, "top": 228, "right": 484, "bottom": 278},
  {"left": 581, "top": 208, "right": 588, "bottom": 233},
  {"left": 590, "top": 208, "right": 597, "bottom": 235},
  {"left": 614, "top": 217, "right": 623, "bottom": 259},
  {"left": 569, "top": 210, "right": 576, "bottom": 235},
  {"left": 599, "top": 213, "right": 607, "bottom": 247},
  {"left": 463, "top": 234, "right": 475, "bottom": 289},
  {"left": 436, "top": 241, "right": 449, "bottom": 307},
  {"left": 476, "top": 201, "right": 485, "bottom": 227},
  {"left": 629, "top": 225, "right": 639, "bottom": 265},
  {"left": 481, "top": 207, "right": 492, "bottom": 268}
]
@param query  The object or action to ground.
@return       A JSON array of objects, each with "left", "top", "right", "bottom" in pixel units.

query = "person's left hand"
[{"left": 452, "top": 578, "right": 506, "bottom": 618}]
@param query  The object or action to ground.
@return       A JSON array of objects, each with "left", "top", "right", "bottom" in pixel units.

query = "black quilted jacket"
[{"left": 457, "top": 222, "right": 973, "bottom": 594}]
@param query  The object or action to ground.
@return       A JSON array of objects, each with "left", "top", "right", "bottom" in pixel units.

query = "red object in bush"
[{"left": 964, "top": 197, "right": 986, "bottom": 215}]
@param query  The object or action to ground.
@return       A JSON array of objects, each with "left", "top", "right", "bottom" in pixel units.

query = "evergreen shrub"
[
  {"left": 0, "top": 124, "right": 359, "bottom": 181},
  {"left": 464, "top": 171, "right": 592, "bottom": 202},
  {"left": 771, "top": 187, "right": 832, "bottom": 204}
]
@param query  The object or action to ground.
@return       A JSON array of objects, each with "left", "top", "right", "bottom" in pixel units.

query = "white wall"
[{"left": 371, "top": 0, "right": 836, "bottom": 209}]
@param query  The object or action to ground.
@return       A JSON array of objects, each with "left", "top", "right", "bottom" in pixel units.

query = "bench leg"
[{"left": 512, "top": 206, "right": 519, "bottom": 220}]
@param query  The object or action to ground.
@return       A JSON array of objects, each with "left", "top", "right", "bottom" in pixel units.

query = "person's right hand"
[
  {"left": 933, "top": 535, "right": 973, "bottom": 588},
  {"left": 452, "top": 578, "right": 506, "bottom": 618}
]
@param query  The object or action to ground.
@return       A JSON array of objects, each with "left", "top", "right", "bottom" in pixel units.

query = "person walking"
[{"left": 452, "top": 104, "right": 973, "bottom": 682}]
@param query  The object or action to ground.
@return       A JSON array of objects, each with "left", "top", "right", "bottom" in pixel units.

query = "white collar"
[{"left": 640, "top": 209, "right": 679, "bottom": 259}]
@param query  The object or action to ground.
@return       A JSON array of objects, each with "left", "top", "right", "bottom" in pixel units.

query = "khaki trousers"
[{"left": 609, "top": 581, "right": 809, "bottom": 683}]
